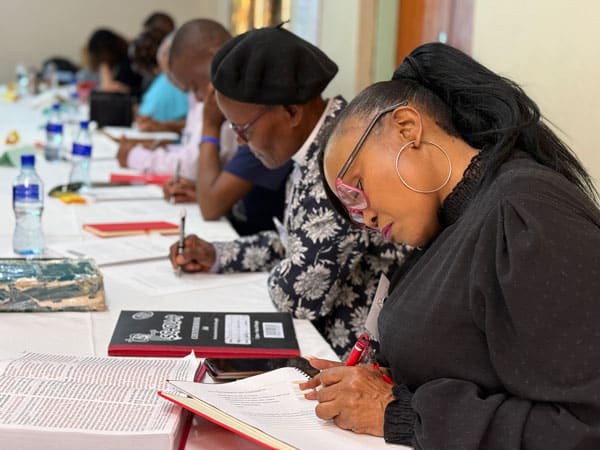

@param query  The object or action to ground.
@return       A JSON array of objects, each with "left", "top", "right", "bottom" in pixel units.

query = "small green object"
[{"left": 0, "top": 146, "right": 37, "bottom": 167}]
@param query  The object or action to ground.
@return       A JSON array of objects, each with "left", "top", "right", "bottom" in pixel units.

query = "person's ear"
[
  {"left": 391, "top": 106, "right": 423, "bottom": 146},
  {"left": 282, "top": 104, "right": 303, "bottom": 128}
]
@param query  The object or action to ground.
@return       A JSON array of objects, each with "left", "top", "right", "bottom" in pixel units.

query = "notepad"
[
  {"left": 108, "top": 311, "right": 300, "bottom": 358},
  {"left": 109, "top": 172, "right": 173, "bottom": 185},
  {"left": 161, "top": 367, "right": 401, "bottom": 449},
  {"left": 83, "top": 221, "right": 179, "bottom": 238}
]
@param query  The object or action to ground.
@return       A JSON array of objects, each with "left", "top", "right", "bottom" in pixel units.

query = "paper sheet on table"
[
  {"left": 102, "top": 126, "right": 179, "bottom": 142},
  {"left": 47, "top": 234, "right": 172, "bottom": 266},
  {"left": 86, "top": 184, "right": 164, "bottom": 201},
  {"left": 113, "top": 262, "right": 265, "bottom": 296},
  {"left": 91, "top": 132, "right": 118, "bottom": 160}
]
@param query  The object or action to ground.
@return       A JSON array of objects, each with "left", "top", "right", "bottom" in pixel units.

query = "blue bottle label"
[
  {"left": 13, "top": 184, "right": 40, "bottom": 201},
  {"left": 72, "top": 143, "right": 92, "bottom": 157},
  {"left": 47, "top": 123, "right": 63, "bottom": 133}
]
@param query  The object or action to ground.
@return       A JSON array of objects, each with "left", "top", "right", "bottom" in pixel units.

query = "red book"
[
  {"left": 108, "top": 310, "right": 300, "bottom": 358},
  {"left": 109, "top": 173, "right": 173, "bottom": 185},
  {"left": 83, "top": 221, "right": 179, "bottom": 238}
]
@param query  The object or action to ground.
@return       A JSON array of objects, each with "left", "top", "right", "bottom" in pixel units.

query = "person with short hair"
[
  {"left": 169, "top": 25, "right": 406, "bottom": 356},
  {"left": 117, "top": 20, "right": 236, "bottom": 179},
  {"left": 134, "top": 32, "right": 188, "bottom": 133},
  {"left": 299, "top": 42, "right": 600, "bottom": 448},
  {"left": 120, "top": 19, "right": 291, "bottom": 236},
  {"left": 164, "top": 19, "right": 293, "bottom": 236},
  {"left": 143, "top": 11, "right": 175, "bottom": 36}
]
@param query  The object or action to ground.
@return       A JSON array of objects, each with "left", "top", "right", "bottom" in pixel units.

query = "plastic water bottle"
[
  {"left": 13, "top": 154, "right": 45, "bottom": 256},
  {"left": 65, "top": 80, "right": 82, "bottom": 144},
  {"left": 45, "top": 103, "right": 64, "bottom": 161},
  {"left": 69, "top": 121, "right": 93, "bottom": 190},
  {"left": 15, "top": 64, "right": 29, "bottom": 99}
]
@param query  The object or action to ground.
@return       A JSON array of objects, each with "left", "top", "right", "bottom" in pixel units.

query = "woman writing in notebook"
[{"left": 300, "top": 43, "right": 600, "bottom": 448}]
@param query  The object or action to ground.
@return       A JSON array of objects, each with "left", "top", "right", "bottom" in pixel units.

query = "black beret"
[{"left": 211, "top": 24, "right": 338, "bottom": 105}]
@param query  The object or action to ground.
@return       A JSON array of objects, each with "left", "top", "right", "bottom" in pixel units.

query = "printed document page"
[
  {"left": 0, "top": 352, "right": 196, "bottom": 450},
  {"left": 169, "top": 367, "right": 400, "bottom": 449},
  {"left": 102, "top": 126, "right": 179, "bottom": 142},
  {"left": 48, "top": 234, "right": 171, "bottom": 266},
  {"left": 86, "top": 185, "right": 164, "bottom": 202}
]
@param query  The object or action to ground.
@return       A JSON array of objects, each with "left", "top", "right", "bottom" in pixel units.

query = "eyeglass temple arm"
[{"left": 336, "top": 101, "right": 408, "bottom": 179}]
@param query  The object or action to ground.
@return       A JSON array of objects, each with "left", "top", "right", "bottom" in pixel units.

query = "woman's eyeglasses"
[
  {"left": 334, "top": 101, "right": 407, "bottom": 226},
  {"left": 229, "top": 107, "right": 271, "bottom": 142}
]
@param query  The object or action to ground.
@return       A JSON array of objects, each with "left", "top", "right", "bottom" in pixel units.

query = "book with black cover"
[{"left": 108, "top": 310, "right": 300, "bottom": 358}]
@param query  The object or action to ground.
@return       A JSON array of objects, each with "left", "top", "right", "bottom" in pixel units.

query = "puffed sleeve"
[{"left": 407, "top": 185, "right": 600, "bottom": 449}]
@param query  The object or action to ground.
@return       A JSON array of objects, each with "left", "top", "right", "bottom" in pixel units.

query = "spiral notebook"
[{"left": 160, "top": 367, "right": 399, "bottom": 449}]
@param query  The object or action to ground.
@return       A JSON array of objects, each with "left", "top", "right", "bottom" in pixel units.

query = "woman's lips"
[{"left": 382, "top": 222, "right": 393, "bottom": 239}]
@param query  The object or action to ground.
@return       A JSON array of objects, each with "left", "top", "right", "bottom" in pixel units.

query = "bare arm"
[
  {"left": 98, "top": 63, "right": 130, "bottom": 93},
  {"left": 196, "top": 85, "right": 253, "bottom": 220},
  {"left": 136, "top": 115, "right": 185, "bottom": 133}
]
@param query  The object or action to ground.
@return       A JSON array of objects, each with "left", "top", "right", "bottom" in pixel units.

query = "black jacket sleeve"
[{"left": 406, "top": 187, "right": 600, "bottom": 450}]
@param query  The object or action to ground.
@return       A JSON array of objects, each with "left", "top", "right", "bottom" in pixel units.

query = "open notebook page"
[{"left": 166, "top": 367, "right": 402, "bottom": 450}]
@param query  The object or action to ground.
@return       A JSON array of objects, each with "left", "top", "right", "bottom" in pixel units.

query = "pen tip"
[{"left": 179, "top": 208, "right": 186, "bottom": 219}]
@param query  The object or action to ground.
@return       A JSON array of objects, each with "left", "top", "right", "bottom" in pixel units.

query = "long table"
[{"left": 0, "top": 92, "right": 338, "bottom": 449}]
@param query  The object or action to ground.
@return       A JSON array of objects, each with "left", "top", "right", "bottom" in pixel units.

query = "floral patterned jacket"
[{"left": 214, "top": 96, "right": 407, "bottom": 357}]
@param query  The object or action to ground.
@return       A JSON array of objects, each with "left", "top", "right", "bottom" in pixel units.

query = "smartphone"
[{"left": 204, "top": 357, "right": 319, "bottom": 381}]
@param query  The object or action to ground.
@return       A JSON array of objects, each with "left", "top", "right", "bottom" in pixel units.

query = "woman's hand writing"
[{"left": 300, "top": 361, "right": 394, "bottom": 436}]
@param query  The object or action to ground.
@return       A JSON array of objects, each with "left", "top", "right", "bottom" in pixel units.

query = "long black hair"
[
  {"left": 321, "top": 42, "right": 597, "bottom": 217},
  {"left": 86, "top": 29, "right": 129, "bottom": 71}
]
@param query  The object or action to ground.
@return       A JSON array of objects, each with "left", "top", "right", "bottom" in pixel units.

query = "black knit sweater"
[{"left": 381, "top": 152, "right": 600, "bottom": 449}]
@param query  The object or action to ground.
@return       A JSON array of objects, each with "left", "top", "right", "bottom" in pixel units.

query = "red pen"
[
  {"left": 371, "top": 362, "right": 394, "bottom": 385},
  {"left": 345, "top": 333, "right": 371, "bottom": 366}
]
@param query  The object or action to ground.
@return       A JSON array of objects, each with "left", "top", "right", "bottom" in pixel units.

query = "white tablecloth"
[{"left": 0, "top": 93, "right": 338, "bottom": 449}]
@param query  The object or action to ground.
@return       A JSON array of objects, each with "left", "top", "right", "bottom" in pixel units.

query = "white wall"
[
  {"left": 0, "top": 0, "right": 224, "bottom": 83},
  {"left": 318, "top": 0, "right": 362, "bottom": 101},
  {"left": 472, "top": 0, "right": 600, "bottom": 187}
]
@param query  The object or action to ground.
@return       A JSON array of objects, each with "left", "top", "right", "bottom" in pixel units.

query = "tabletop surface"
[{"left": 0, "top": 91, "right": 338, "bottom": 450}]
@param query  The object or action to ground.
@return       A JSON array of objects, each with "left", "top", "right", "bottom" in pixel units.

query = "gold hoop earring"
[{"left": 394, "top": 140, "right": 452, "bottom": 194}]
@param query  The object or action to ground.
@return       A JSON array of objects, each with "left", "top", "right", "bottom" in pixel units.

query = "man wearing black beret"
[{"left": 169, "top": 24, "right": 407, "bottom": 357}]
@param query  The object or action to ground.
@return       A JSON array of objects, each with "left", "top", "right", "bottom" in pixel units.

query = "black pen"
[
  {"left": 176, "top": 208, "right": 186, "bottom": 277},
  {"left": 173, "top": 160, "right": 181, "bottom": 184},
  {"left": 170, "top": 161, "right": 181, "bottom": 204}
]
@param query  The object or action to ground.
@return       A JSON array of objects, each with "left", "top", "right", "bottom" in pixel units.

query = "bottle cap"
[
  {"left": 52, "top": 103, "right": 61, "bottom": 111},
  {"left": 21, "top": 154, "right": 35, "bottom": 167},
  {"left": 79, "top": 121, "right": 89, "bottom": 130}
]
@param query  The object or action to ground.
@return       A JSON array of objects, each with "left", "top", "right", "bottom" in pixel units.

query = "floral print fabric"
[{"left": 214, "top": 96, "right": 407, "bottom": 357}]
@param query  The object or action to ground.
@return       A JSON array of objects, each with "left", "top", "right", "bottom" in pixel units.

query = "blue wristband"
[{"left": 199, "top": 136, "right": 220, "bottom": 148}]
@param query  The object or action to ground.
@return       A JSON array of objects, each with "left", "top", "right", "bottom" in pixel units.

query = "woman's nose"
[{"left": 362, "top": 208, "right": 378, "bottom": 228}]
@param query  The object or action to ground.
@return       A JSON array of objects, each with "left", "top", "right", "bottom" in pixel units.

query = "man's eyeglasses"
[
  {"left": 229, "top": 107, "right": 271, "bottom": 142},
  {"left": 335, "top": 101, "right": 407, "bottom": 227}
]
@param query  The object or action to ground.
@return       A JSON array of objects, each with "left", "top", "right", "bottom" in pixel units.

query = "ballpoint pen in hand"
[
  {"left": 170, "top": 161, "right": 181, "bottom": 204},
  {"left": 173, "top": 160, "right": 181, "bottom": 185},
  {"left": 345, "top": 332, "right": 393, "bottom": 384},
  {"left": 345, "top": 333, "right": 371, "bottom": 366},
  {"left": 176, "top": 207, "right": 186, "bottom": 277}
]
